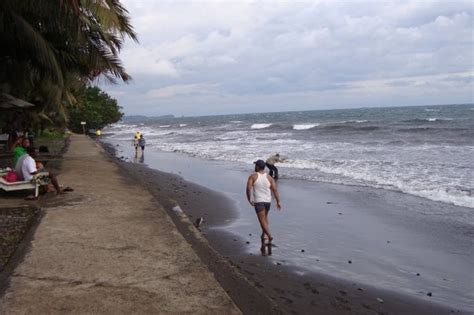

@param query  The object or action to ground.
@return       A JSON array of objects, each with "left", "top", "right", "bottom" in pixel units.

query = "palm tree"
[{"left": 0, "top": 0, "right": 137, "bottom": 128}]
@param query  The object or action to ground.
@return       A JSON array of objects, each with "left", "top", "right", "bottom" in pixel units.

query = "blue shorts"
[{"left": 254, "top": 202, "right": 271, "bottom": 213}]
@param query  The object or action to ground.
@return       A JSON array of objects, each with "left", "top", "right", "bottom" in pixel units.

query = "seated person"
[
  {"left": 15, "top": 146, "right": 63, "bottom": 196},
  {"left": 13, "top": 137, "right": 30, "bottom": 167}
]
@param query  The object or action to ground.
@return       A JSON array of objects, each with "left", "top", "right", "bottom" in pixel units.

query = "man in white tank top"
[{"left": 246, "top": 159, "right": 282, "bottom": 249}]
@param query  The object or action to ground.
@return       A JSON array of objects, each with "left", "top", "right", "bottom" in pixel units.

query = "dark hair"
[
  {"left": 254, "top": 159, "right": 266, "bottom": 170},
  {"left": 27, "top": 146, "right": 37, "bottom": 154}
]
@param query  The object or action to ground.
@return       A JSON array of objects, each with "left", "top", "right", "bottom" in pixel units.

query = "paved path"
[{"left": 0, "top": 135, "right": 240, "bottom": 314}]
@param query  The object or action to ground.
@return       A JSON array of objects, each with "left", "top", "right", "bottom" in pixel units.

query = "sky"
[{"left": 102, "top": 0, "right": 474, "bottom": 116}]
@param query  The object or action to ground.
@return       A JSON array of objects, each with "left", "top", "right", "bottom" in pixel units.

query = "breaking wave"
[
  {"left": 293, "top": 124, "right": 319, "bottom": 130},
  {"left": 251, "top": 123, "right": 272, "bottom": 129}
]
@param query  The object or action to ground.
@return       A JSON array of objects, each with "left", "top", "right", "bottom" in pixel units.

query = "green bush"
[{"left": 68, "top": 86, "right": 123, "bottom": 133}]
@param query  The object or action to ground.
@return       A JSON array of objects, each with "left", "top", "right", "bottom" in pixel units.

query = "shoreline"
[
  {"left": 101, "top": 141, "right": 470, "bottom": 314},
  {"left": 101, "top": 142, "right": 278, "bottom": 313}
]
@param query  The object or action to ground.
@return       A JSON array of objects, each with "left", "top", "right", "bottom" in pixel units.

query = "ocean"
[
  {"left": 107, "top": 104, "right": 474, "bottom": 209},
  {"left": 103, "top": 103, "right": 474, "bottom": 310}
]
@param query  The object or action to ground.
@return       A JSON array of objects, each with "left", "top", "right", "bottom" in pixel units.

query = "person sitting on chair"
[
  {"left": 15, "top": 146, "right": 64, "bottom": 198},
  {"left": 13, "top": 137, "right": 30, "bottom": 167}
]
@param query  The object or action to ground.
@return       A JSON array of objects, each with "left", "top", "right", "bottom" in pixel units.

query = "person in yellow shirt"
[{"left": 132, "top": 131, "right": 141, "bottom": 155}]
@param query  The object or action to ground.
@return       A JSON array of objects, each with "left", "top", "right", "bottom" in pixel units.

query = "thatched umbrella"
[{"left": 0, "top": 93, "right": 35, "bottom": 109}]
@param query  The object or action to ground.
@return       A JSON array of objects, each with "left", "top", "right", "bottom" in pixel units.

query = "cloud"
[
  {"left": 122, "top": 45, "right": 179, "bottom": 77},
  {"left": 104, "top": 0, "right": 473, "bottom": 115},
  {"left": 146, "top": 83, "right": 218, "bottom": 98}
]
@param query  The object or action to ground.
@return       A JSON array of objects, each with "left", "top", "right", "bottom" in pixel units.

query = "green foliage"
[
  {"left": 37, "top": 128, "right": 65, "bottom": 140},
  {"left": 69, "top": 86, "right": 123, "bottom": 133}
]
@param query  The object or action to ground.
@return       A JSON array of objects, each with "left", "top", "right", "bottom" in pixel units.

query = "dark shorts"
[{"left": 254, "top": 202, "right": 271, "bottom": 213}]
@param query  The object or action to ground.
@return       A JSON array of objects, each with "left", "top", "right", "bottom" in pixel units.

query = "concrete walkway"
[{"left": 0, "top": 135, "right": 240, "bottom": 314}]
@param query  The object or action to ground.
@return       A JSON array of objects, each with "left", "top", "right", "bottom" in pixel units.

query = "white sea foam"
[
  {"left": 251, "top": 123, "right": 272, "bottom": 129},
  {"left": 106, "top": 112, "right": 473, "bottom": 210},
  {"left": 427, "top": 118, "right": 453, "bottom": 122},
  {"left": 179, "top": 124, "right": 187, "bottom": 127},
  {"left": 293, "top": 124, "right": 319, "bottom": 130},
  {"left": 284, "top": 158, "right": 474, "bottom": 209},
  {"left": 334, "top": 120, "right": 368, "bottom": 124}
]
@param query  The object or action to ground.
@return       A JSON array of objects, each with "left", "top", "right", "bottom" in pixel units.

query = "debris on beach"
[
  {"left": 376, "top": 297, "right": 384, "bottom": 303},
  {"left": 172, "top": 205, "right": 183, "bottom": 213},
  {"left": 416, "top": 273, "right": 420, "bottom": 276},
  {"left": 301, "top": 249, "right": 305, "bottom": 252},
  {"left": 194, "top": 217, "right": 204, "bottom": 227},
  {"left": 246, "top": 241, "right": 250, "bottom": 244},
  {"left": 427, "top": 292, "right": 432, "bottom": 297},
  {"left": 348, "top": 260, "right": 352, "bottom": 264}
]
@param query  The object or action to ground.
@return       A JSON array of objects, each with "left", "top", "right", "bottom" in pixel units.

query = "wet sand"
[{"left": 104, "top": 142, "right": 472, "bottom": 314}]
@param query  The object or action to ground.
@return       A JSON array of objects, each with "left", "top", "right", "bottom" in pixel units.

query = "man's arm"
[
  {"left": 269, "top": 176, "right": 282, "bottom": 210},
  {"left": 246, "top": 175, "right": 255, "bottom": 206}
]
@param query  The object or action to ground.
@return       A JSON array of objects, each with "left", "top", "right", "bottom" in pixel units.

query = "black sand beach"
[{"left": 103, "top": 141, "right": 473, "bottom": 314}]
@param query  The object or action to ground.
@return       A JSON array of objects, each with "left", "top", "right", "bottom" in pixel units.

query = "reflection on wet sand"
[
  {"left": 134, "top": 154, "right": 145, "bottom": 164},
  {"left": 260, "top": 240, "right": 272, "bottom": 256}
]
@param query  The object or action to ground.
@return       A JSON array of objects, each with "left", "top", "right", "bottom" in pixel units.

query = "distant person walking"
[
  {"left": 266, "top": 153, "right": 285, "bottom": 180},
  {"left": 246, "top": 159, "right": 281, "bottom": 249},
  {"left": 139, "top": 134, "right": 146, "bottom": 154}
]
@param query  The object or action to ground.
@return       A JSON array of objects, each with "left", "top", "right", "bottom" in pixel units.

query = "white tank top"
[{"left": 253, "top": 172, "right": 272, "bottom": 203}]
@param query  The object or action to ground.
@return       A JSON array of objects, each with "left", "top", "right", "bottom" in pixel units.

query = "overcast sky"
[{"left": 102, "top": 0, "right": 473, "bottom": 116}]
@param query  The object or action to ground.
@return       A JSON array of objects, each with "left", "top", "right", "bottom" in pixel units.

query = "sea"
[
  {"left": 103, "top": 103, "right": 474, "bottom": 310},
  {"left": 107, "top": 104, "right": 474, "bottom": 209}
]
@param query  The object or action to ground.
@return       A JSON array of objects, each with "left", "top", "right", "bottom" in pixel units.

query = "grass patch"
[{"left": 36, "top": 129, "right": 66, "bottom": 141}]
